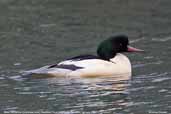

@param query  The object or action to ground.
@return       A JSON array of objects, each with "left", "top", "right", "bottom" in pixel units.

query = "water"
[{"left": 0, "top": 0, "right": 171, "bottom": 113}]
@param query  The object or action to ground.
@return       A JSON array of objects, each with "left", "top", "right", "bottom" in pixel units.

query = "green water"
[{"left": 0, "top": 0, "right": 171, "bottom": 113}]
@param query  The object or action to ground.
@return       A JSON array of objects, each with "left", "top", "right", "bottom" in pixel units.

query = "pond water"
[{"left": 0, "top": 0, "right": 171, "bottom": 114}]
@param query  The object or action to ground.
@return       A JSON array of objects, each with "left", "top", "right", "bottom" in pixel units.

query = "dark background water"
[{"left": 0, "top": 0, "right": 171, "bottom": 113}]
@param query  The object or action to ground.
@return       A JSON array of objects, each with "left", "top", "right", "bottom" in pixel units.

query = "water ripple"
[
  {"left": 130, "top": 37, "right": 145, "bottom": 43},
  {"left": 133, "top": 61, "right": 163, "bottom": 68},
  {"left": 152, "top": 77, "right": 171, "bottom": 83},
  {"left": 152, "top": 36, "right": 171, "bottom": 42}
]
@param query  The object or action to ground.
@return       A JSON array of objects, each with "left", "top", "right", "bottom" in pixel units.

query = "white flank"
[{"left": 24, "top": 53, "right": 131, "bottom": 78}]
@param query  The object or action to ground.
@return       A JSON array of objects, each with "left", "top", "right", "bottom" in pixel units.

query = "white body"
[{"left": 25, "top": 53, "right": 131, "bottom": 78}]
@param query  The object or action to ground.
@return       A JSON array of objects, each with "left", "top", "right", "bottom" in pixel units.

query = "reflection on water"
[
  {"left": 1, "top": 70, "right": 171, "bottom": 113},
  {"left": 45, "top": 74, "right": 131, "bottom": 92},
  {"left": 3, "top": 71, "right": 171, "bottom": 113},
  {"left": 2, "top": 74, "right": 131, "bottom": 113}
]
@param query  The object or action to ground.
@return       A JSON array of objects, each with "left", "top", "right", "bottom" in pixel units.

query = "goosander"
[{"left": 25, "top": 35, "right": 144, "bottom": 78}]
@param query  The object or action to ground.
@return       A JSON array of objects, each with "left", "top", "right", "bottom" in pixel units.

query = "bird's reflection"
[
  {"left": 43, "top": 73, "right": 131, "bottom": 93},
  {"left": 14, "top": 72, "right": 131, "bottom": 93},
  {"left": 10, "top": 73, "right": 132, "bottom": 112}
]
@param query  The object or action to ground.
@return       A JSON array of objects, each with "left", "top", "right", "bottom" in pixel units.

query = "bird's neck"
[{"left": 97, "top": 40, "right": 116, "bottom": 60}]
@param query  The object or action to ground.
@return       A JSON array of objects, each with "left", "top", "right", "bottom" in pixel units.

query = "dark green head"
[{"left": 97, "top": 35, "right": 144, "bottom": 60}]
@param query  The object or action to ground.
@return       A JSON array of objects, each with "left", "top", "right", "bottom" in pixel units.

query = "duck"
[{"left": 24, "top": 35, "right": 144, "bottom": 78}]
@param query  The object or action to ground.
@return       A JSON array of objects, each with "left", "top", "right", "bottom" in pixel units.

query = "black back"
[{"left": 67, "top": 54, "right": 100, "bottom": 61}]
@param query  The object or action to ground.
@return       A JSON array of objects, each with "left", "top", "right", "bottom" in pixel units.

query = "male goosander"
[{"left": 25, "top": 35, "right": 144, "bottom": 78}]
